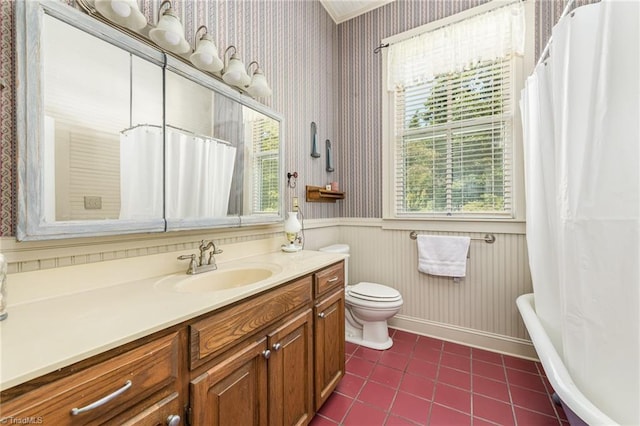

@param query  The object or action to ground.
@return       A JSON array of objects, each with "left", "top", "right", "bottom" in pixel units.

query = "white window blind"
[
  {"left": 251, "top": 118, "right": 279, "bottom": 213},
  {"left": 388, "top": 3, "right": 523, "bottom": 218}
]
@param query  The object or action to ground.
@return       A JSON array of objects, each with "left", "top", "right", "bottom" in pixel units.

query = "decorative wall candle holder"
[
  {"left": 326, "top": 139, "right": 334, "bottom": 172},
  {"left": 310, "top": 122, "right": 320, "bottom": 158}
]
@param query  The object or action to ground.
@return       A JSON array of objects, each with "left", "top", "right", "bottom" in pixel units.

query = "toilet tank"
[{"left": 319, "top": 244, "right": 350, "bottom": 285}]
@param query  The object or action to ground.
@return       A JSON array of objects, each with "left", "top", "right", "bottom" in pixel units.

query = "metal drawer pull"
[
  {"left": 167, "top": 414, "right": 181, "bottom": 426},
  {"left": 327, "top": 276, "right": 339, "bottom": 283},
  {"left": 318, "top": 312, "right": 326, "bottom": 319},
  {"left": 272, "top": 342, "right": 282, "bottom": 352},
  {"left": 70, "top": 380, "right": 132, "bottom": 415}
]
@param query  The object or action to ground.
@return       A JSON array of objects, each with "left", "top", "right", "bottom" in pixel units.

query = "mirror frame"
[{"left": 16, "top": 1, "right": 284, "bottom": 241}]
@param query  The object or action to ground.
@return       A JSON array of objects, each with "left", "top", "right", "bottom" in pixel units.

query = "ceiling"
[{"left": 320, "top": 0, "right": 396, "bottom": 24}]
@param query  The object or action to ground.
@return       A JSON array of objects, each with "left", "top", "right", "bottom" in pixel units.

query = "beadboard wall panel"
[
  {"left": 0, "top": 227, "right": 284, "bottom": 274},
  {"left": 306, "top": 222, "right": 530, "bottom": 339}
]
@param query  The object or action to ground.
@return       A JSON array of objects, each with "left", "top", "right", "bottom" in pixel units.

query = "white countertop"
[{"left": 0, "top": 244, "right": 345, "bottom": 390}]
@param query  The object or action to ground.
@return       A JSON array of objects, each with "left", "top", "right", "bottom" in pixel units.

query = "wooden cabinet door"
[
  {"left": 314, "top": 288, "right": 345, "bottom": 409},
  {"left": 267, "top": 309, "right": 314, "bottom": 426},
  {"left": 190, "top": 338, "right": 268, "bottom": 426}
]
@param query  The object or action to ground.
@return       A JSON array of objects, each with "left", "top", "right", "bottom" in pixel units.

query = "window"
[
  {"left": 250, "top": 118, "right": 280, "bottom": 213},
  {"left": 384, "top": 2, "right": 528, "bottom": 219}
]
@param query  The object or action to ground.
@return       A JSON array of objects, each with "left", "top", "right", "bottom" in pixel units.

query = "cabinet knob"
[
  {"left": 318, "top": 312, "right": 326, "bottom": 319},
  {"left": 262, "top": 349, "right": 271, "bottom": 359},
  {"left": 272, "top": 342, "right": 282, "bottom": 352},
  {"left": 166, "top": 414, "right": 181, "bottom": 426}
]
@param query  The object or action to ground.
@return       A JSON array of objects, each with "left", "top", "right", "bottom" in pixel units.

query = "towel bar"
[{"left": 409, "top": 231, "right": 496, "bottom": 244}]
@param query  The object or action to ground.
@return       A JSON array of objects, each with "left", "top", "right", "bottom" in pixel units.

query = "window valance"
[{"left": 387, "top": 2, "right": 525, "bottom": 90}]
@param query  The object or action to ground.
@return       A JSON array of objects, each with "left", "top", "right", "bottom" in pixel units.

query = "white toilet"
[{"left": 319, "top": 244, "right": 403, "bottom": 350}]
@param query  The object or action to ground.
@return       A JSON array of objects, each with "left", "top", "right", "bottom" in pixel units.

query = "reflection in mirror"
[
  {"left": 17, "top": 1, "right": 283, "bottom": 240},
  {"left": 165, "top": 70, "right": 239, "bottom": 224},
  {"left": 43, "top": 13, "right": 163, "bottom": 223},
  {"left": 243, "top": 107, "right": 280, "bottom": 217},
  {"left": 164, "top": 69, "right": 281, "bottom": 229}
]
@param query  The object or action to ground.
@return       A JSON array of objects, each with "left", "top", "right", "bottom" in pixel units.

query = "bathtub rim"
[{"left": 516, "top": 293, "right": 618, "bottom": 426}]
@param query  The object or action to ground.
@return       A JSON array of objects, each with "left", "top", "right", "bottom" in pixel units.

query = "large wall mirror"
[{"left": 16, "top": 1, "right": 283, "bottom": 241}]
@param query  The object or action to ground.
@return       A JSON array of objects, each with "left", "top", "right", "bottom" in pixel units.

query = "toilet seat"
[{"left": 347, "top": 282, "right": 402, "bottom": 303}]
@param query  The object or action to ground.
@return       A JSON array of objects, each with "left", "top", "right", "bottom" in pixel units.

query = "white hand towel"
[{"left": 416, "top": 235, "right": 471, "bottom": 278}]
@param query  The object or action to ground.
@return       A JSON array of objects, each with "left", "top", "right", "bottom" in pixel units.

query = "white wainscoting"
[{"left": 304, "top": 219, "right": 536, "bottom": 358}]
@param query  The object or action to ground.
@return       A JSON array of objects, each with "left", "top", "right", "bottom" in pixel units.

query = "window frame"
[{"left": 382, "top": 0, "right": 534, "bottom": 225}]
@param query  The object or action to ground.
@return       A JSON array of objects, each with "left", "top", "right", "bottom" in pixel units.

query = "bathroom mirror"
[
  {"left": 16, "top": 1, "right": 283, "bottom": 240},
  {"left": 163, "top": 60, "right": 282, "bottom": 230}
]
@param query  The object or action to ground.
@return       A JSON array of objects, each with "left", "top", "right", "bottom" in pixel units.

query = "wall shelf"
[{"left": 306, "top": 185, "right": 345, "bottom": 203}]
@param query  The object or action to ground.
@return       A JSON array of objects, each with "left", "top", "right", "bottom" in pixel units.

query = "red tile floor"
[{"left": 312, "top": 328, "right": 568, "bottom": 426}]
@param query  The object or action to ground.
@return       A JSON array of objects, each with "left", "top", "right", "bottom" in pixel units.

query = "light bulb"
[
  {"left": 164, "top": 31, "right": 180, "bottom": 46},
  {"left": 247, "top": 71, "right": 272, "bottom": 98},
  {"left": 95, "top": 0, "right": 147, "bottom": 30},
  {"left": 223, "top": 57, "right": 247, "bottom": 87},
  {"left": 191, "top": 37, "right": 224, "bottom": 73},
  {"left": 110, "top": 1, "right": 131, "bottom": 18}
]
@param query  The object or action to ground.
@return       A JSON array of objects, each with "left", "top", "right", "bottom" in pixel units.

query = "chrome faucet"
[{"left": 177, "top": 240, "right": 223, "bottom": 275}]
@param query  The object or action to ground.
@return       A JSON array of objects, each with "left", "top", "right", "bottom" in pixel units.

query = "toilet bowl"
[{"left": 319, "top": 245, "right": 403, "bottom": 350}]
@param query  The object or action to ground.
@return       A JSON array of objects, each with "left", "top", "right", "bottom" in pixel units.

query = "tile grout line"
[
  {"left": 425, "top": 339, "right": 444, "bottom": 425},
  {"left": 503, "top": 354, "right": 520, "bottom": 425},
  {"left": 331, "top": 331, "right": 565, "bottom": 426}
]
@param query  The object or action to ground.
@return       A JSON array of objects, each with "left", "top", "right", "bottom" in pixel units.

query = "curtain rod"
[
  {"left": 536, "top": 0, "right": 577, "bottom": 67},
  {"left": 121, "top": 123, "right": 232, "bottom": 146}
]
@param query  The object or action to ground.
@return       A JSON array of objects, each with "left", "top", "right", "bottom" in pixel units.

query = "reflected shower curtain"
[
  {"left": 165, "top": 129, "right": 236, "bottom": 219},
  {"left": 520, "top": 0, "right": 639, "bottom": 424},
  {"left": 119, "top": 126, "right": 163, "bottom": 219}
]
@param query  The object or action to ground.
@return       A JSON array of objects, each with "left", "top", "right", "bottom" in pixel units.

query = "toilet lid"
[{"left": 347, "top": 282, "right": 402, "bottom": 302}]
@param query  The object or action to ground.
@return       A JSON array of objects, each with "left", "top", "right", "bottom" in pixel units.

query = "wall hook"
[
  {"left": 373, "top": 42, "right": 389, "bottom": 54},
  {"left": 287, "top": 171, "right": 298, "bottom": 188}
]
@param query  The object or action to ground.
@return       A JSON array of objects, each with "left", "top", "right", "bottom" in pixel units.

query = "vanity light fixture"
[
  {"left": 149, "top": 0, "right": 190, "bottom": 54},
  {"left": 222, "top": 46, "right": 251, "bottom": 88},
  {"left": 94, "top": 0, "right": 147, "bottom": 30},
  {"left": 190, "top": 25, "right": 224, "bottom": 73},
  {"left": 245, "top": 61, "right": 272, "bottom": 98}
]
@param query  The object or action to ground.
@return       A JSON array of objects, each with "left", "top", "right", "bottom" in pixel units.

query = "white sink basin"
[{"left": 154, "top": 263, "right": 282, "bottom": 293}]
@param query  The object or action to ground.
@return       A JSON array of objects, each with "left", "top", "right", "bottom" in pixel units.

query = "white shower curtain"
[
  {"left": 520, "top": 0, "right": 639, "bottom": 424},
  {"left": 119, "top": 126, "right": 163, "bottom": 220},
  {"left": 165, "top": 129, "right": 236, "bottom": 219}
]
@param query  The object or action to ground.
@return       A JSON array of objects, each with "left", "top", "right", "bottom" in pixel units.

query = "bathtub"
[{"left": 516, "top": 294, "right": 617, "bottom": 426}]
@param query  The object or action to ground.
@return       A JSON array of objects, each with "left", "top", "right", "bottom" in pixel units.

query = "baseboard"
[{"left": 388, "top": 315, "right": 538, "bottom": 360}]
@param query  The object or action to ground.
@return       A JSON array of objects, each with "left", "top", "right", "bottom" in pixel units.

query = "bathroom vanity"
[{"left": 0, "top": 249, "right": 345, "bottom": 425}]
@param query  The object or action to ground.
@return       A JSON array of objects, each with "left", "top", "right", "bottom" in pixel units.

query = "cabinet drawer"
[
  {"left": 190, "top": 276, "right": 312, "bottom": 369},
  {"left": 314, "top": 262, "right": 344, "bottom": 296},
  {"left": 119, "top": 392, "right": 182, "bottom": 426},
  {"left": 1, "top": 332, "right": 180, "bottom": 425}
]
